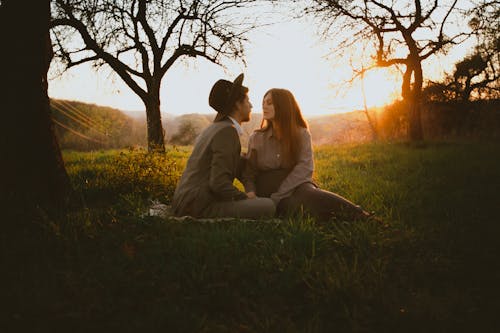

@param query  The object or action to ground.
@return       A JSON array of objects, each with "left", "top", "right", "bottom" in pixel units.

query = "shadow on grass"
[{"left": 3, "top": 143, "right": 500, "bottom": 332}]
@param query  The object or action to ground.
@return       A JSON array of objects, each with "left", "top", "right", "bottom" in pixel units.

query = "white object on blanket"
[
  {"left": 148, "top": 200, "right": 172, "bottom": 218},
  {"left": 145, "top": 200, "right": 282, "bottom": 223}
]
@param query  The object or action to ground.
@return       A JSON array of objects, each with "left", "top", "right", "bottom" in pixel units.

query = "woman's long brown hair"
[{"left": 260, "top": 88, "right": 308, "bottom": 168}]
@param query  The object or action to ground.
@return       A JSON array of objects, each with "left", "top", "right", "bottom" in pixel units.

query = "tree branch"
[
  {"left": 160, "top": 11, "right": 185, "bottom": 54},
  {"left": 438, "top": 0, "right": 458, "bottom": 41},
  {"left": 128, "top": 1, "right": 151, "bottom": 80},
  {"left": 137, "top": 0, "right": 160, "bottom": 63},
  {"left": 52, "top": 12, "right": 147, "bottom": 100},
  {"left": 67, "top": 55, "right": 99, "bottom": 67}
]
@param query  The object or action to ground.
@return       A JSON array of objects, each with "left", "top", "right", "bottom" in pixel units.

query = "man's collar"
[{"left": 227, "top": 116, "right": 243, "bottom": 136}]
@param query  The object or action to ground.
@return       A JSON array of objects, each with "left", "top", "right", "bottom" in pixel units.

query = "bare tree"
[
  {"left": 466, "top": 0, "right": 500, "bottom": 99},
  {"left": 423, "top": 1, "right": 499, "bottom": 102},
  {"left": 454, "top": 52, "right": 499, "bottom": 100},
  {"left": 308, "top": 0, "right": 471, "bottom": 141},
  {"left": 51, "top": 0, "right": 260, "bottom": 152},
  {"left": 1, "top": 0, "right": 71, "bottom": 211},
  {"left": 469, "top": 0, "right": 499, "bottom": 42}
]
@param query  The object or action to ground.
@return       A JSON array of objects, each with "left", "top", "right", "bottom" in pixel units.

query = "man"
[{"left": 172, "top": 74, "right": 276, "bottom": 218}]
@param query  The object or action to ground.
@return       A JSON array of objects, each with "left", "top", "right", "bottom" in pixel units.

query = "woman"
[{"left": 242, "top": 88, "right": 370, "bottom": 221}]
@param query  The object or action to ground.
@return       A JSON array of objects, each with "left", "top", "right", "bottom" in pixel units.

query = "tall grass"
[
  {"left": 3, "top": 142, "right": 500, "bottom": 332},
  {"left": 63, "top": 147, "right": 189, "bottom": 208}
]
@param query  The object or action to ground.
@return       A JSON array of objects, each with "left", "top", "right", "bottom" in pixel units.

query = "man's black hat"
[{"left": 209, "top": 73, "right": 246, "bottom": 122}]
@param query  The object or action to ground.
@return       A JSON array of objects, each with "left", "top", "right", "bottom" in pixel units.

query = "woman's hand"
[{"left": 246, "top": 191, "right": 257, "bottom": 199}]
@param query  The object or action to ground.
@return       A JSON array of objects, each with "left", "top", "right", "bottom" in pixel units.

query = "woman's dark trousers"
[{"left": 277, "top": 183, "right": 367, "bottom": 221}]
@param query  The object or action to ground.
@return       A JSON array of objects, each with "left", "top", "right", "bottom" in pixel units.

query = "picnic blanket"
[{"left": 145, "top": 200, "right": 282, "bottom": 223}]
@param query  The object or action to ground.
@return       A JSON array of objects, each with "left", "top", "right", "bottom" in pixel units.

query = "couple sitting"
[{"left": 172, "top": 74, "right": 370, "bottom": 221}]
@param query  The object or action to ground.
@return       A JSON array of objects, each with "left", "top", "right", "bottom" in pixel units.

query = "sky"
[{"left": 47, "top": 4, "right": 470, "bottom": 118}]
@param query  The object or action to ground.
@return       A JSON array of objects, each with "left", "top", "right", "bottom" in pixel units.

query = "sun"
[
  {"left": 360, "top": 68, "right": 401, "bottom": 108},
  {"left": 325, "top": 67, "right": 402, "bottom": 113}
]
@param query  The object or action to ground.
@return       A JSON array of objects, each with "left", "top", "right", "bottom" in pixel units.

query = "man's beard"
[{"left": 242, "top": 111, "right": 251, "bottom": 123}]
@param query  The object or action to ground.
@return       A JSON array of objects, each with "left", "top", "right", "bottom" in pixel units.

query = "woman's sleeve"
[
  {"left": 270, "top": 129, "right": 314, "bottom": 204},
  {"left": 241, "top": 133, "right": 258, "bottom": 193}
]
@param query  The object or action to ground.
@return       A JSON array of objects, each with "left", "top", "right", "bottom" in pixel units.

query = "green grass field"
[{"left": 3, "top": 142, "right": 500, "bottom": 332}]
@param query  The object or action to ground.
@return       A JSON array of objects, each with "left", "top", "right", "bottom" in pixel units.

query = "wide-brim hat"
[{"left": 209, "top": 73, "right": 246, "bottom": 122}]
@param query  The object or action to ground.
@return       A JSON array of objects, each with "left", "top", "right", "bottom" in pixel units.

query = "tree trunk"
[
  {"left": 462, "top": 77, "right": 473, "bottom": 102},
  {"left": 144, "top": 93, "right": 166, "bottom": 152},
  {"left": 409, "top": 60, "right": 424, "bottom": 141},
  {"left": 0, "top": 0, "right": 72, "bottom": 211},
  {"left": 402, "top": 61, "right": 424, "bottom": 142},
  {"left": 408, "top": 98, "right": 423, "bottom": 141}
]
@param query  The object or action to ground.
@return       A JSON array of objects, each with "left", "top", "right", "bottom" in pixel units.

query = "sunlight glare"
[{"left": 361, "top": 68, "right": 400, "bottom": 108}]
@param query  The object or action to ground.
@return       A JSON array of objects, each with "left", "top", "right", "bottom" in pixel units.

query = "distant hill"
[
  {"left": 51, "top": 98, "right": 500, "bottom": 150},
  {"left": 162, "top": 111, "right": 374, "bottom": 147},
  {"left": 50, "top": 99, "right": 147, "bottom": 150},
  {"left": 50, "top": 99, "right": 376, "bottom": 150},
  {"left": 307, "top": 111, "right": 375, "bottom": 145},
  {"left": 121, "top": 110, "right": 147, "bottom": 120}
]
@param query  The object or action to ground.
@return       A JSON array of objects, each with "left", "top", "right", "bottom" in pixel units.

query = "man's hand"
[{"left": 246, "top": 191, "right": 257, "bottom": 199}]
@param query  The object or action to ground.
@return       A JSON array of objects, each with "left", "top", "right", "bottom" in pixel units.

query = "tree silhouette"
[
  {"left": 309, "top": 0, "right": 471, "bottom": 141},
  {"left": 0, "top": 0, "right": 71, "bottom": 211},
  {"left": 423, "top": 51, "right": 499, "bottom": 102},
  {"left": 454, "top": 51, "right": 498, "bottom": 100},
  {"left": 467, "top": 0, "right": 500, "bottom": 99},
  {"left": 422, "top": 1, "right": 499, "bottom": 102},
  {"left": 51, "top": 0, "right": 259, "bottom": 152}
]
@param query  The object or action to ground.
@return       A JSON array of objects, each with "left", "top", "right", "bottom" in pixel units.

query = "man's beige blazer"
[{"left": 172, "top": 119, "right": 247, "bottom": 217}]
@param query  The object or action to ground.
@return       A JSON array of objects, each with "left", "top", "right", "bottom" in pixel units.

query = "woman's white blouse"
[{"left": 243, "top": 126, "right": 314, "bottom": 203}]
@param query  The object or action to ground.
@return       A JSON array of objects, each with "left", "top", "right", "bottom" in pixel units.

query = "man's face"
[{"left": 235, "top": 93, "right": 252, "bottom": 123}]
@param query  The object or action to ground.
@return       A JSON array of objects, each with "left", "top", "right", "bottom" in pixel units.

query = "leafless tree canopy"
[
  {"left": 309, "top": 0, "right": 471, "bottom": 70},
  {"left": 50, "top": 0, "right": 261, "bottom": 151},
  {"left": 467, "top": 0, "right": 500, "bottom": 98},
  {"left": 307, "top": 0, "right": 474, "bottom": 141},
  {"left": 51, "top": 0, "right": 259, "bottom": 101}
]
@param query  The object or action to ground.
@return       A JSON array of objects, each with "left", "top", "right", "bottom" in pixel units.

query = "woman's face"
[{"left": 262, "top": 92, "right": 275, "bottom": 121}]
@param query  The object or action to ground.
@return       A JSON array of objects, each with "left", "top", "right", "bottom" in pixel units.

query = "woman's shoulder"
[
  {"left": 250, "top": 126, "right": 270, "bottom": 138},
  {"left": 247, "top": 127, "right": 271, "bottom": 148},
  {"left": 298, "top": 126, "right": 312, "bottom": 139}
]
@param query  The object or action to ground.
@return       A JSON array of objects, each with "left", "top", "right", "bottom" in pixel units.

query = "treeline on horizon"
[{"left": 50, "top": 97, "right": 500, "bottom": 151}]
